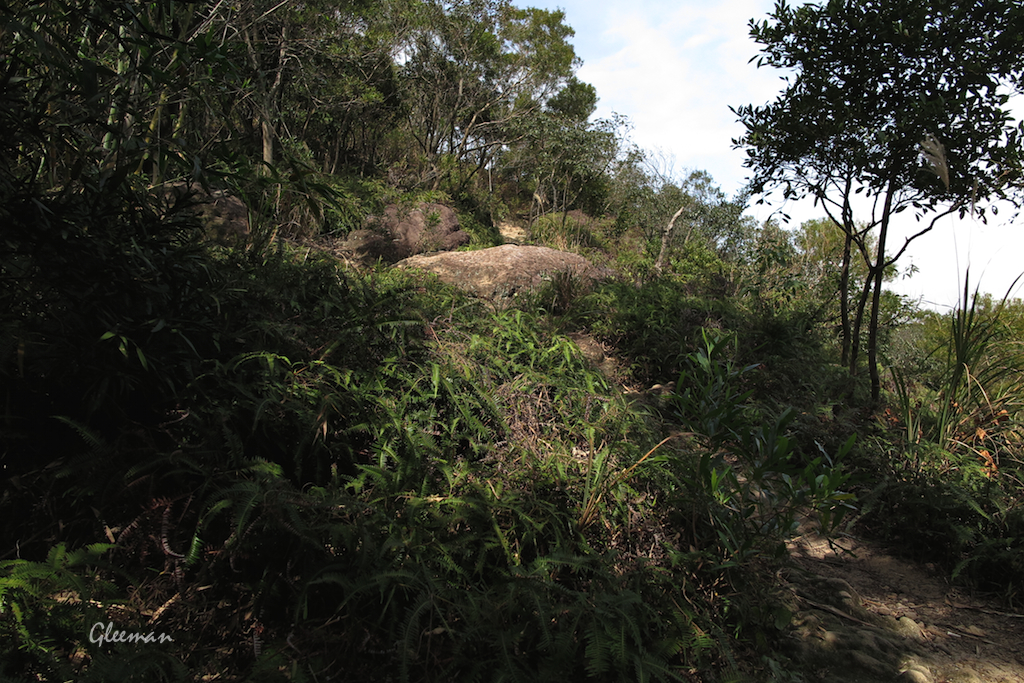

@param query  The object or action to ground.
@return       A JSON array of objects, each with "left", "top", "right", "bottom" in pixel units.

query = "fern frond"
[{"left": 51, "top": 416, "right": 108, "bottom": 453}]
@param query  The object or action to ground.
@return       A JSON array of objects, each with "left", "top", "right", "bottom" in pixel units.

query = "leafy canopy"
[
  {"left": 734, "top": 0, "right": 1024, "bottom": 224},
  {"left": 733, "top": 0, "right": 1024, "bottom": 400}
]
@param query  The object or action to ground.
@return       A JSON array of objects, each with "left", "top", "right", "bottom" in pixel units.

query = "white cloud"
[
  {"left": 560, "top": 1, "right": 785, "bottom": 191},
  {"left": 518, "top": 0, "right": 1024, "bottom": 305}
]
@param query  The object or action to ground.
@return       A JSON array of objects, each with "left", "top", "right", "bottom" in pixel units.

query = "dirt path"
[{"left": 781, "top": 526, "right": 1024, "bottom": 682}]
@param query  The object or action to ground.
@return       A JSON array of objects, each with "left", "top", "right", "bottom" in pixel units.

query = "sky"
[{"left": 517, "top": 0, "right": 1024, "bottom": 310}]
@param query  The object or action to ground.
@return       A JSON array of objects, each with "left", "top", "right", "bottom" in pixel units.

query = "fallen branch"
[{"left": 798, "top": 596, "right": 877, "bottom": 629}]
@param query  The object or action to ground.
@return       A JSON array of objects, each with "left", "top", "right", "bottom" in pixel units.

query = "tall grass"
[
  {"left": 892, "top": 273, "right": 1024, "bottom": 468},
  {"left": 881, "top": 273, "right": 1024, "bottom": 595}
]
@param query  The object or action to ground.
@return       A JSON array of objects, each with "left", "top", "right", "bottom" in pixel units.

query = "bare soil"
[
  {"left": 782, "top": 524, "right": 1024, "bottom": 682},
  {"left": 566, "top": 332, "right": 1024, "bottom": 682}
]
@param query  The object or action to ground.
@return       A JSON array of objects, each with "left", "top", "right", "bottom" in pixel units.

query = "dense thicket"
[
  {"left": 733, "top": 0, "right": 1024, "bottom": 398},
  {"left": 2, "top": 1, "right": 1024, "bottom": 681}
]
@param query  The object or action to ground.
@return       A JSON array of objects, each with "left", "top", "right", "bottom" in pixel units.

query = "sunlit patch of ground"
[{"left": 785, "top": 524, "right": 1024, "bottom": 683}]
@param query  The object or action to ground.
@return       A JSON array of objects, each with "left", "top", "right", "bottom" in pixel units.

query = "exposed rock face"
[
  {"left": 158, "top": 182, "right": 250, "bottom": 244},
  {"left": 199, "top": 191, "right": 250, "bottom": 244},
  {"left": 362, "top": 203, "right": 471, "bottom": 261},
  {"left": 332, "top": 229, "right": 388, "bottom": 265},
  {"left": 396, "top": 244, "right": 615, "bottom": 301}
]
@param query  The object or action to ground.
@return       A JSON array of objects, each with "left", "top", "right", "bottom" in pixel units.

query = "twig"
[
  {"left": 798, "top": 596, "right": 877, "bottom": 629},
  {"left": 936, "top": 625, "right": 996, "bottom": 646},
  {"left": 149, "top": 593, "right": 180, "bottom": 624},
  {"left": 946, "top": 602, "right": 1024, "bottom": 619}
]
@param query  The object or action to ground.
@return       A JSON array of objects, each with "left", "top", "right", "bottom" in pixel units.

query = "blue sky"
[{"left": 519, "top": 0, "right": 1024, "bottom": 309}]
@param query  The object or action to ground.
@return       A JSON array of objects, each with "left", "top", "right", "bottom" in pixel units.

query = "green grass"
[
  {"left": 867, "top": 274, "right": 1024, "bottom": 599},
  {"left": 4, "top": 231, "right": 810, "bottom": 681},
  {"left": 6, "top": 171, "right": 1023, "bottom": 682}
]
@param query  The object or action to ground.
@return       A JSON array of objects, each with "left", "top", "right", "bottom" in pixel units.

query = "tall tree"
[
  {"left": 2, "top": 0, "right": 228, "bottom": 189},
  {"left": 398, "top": 0, "right": 579, "bottom": 191},
  {"left": 733, "top": 0, "right": 1024, "bottom": 399}
]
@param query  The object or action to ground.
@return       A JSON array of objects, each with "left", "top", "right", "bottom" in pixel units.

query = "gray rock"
[
  {"left": 897, "top": 666, "right": 933, "bottom": 683},
  {"left": 396, "top": 244, "right": 616, "bottom": 302},
  {"left": 364, "top": 203, "right": 470, "bottom": 261},
  {"left": 156, "top": 181, "right": 250, "bottom": 244}
]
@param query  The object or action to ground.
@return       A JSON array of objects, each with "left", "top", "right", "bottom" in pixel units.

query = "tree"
[
  {"left": 281, "top": 2, "right": 408, "bottom": 173},
  {"left": 604, "top": 158, "right": 752, "bottom": 272},
  {"left": 793, "top": 217, "right": 900, "bottom": 341},
  {"left": 398, "top": 0, "right": 579, "bottom": 192},
  {"left": 733, "top": 0, "right": 1024, "bottom": 400},
  {"left": 1, "top": 0, "right": 232, "bottom": 189},
  {"left": 221, "top": 0, "right": 407, "bottom": 172},
  {"left": 511, "top": 110, "right": 624, "bottom": 224},
  {"left": 652, "top": 170, "right": 753, "bottom": 272},
  {"left": 1, "top": 0, "right": 242, "bottom": 428}
]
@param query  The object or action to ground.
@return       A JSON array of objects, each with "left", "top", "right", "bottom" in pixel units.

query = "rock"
[
  {"left": 335, "top": 229, "right": 388, "bottom": 264},
  {"left": 157, "top": 181, "right": 250, "bottom": 244},
  {"left": 198, "top": 191, "right": 250, "bottom": 244},
  {"left": 824, "top": 578, "right": 862, "bottom": 607},
  {"left": 895, "top": 616, "right": 926, "bottom": 641},
  {"left": 395, "top": 244, "right": 616, "bottom": 302},
  {"left": 897, "top": 665, "right": 933, "bottom": 683},
  {"left": 569, "top": 333, "right": 605, "bottom": 365},
  {"left": 649, "top": 382, "right": 676, "bottom": 395},
  {"left": 497, "top": 220, "right": 530, "bottom": 244},
  {"left": 364, "top": 203, "right": 470, "bottom": 261}
]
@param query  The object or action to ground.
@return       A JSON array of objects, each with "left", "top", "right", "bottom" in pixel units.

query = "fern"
[
  {"left": 51, "top": 415, "right": 108, "bottom": 454},
  {"left": 0, "top": 543, "right": 124, "bottom": 680}
]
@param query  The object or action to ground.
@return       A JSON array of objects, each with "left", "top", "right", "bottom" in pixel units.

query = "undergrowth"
[
  {"left": 4, "top": 2, "right": 1024, "bottom": 677},
  {"left": 7, "top": 174, "right": 1022, "bottom": 683},
  {"left": 862, "top": 278, "right": 1024, "bottom": 603},
  {"left": 3, "top": 204, "right": 831, "bottom": 681}
]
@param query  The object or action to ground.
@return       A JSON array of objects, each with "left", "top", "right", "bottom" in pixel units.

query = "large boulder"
[
  {"left": 361, "top": 202, "right": 471, "bottom": 261},
  {"left": 198, "top": 191, "right": 250, "bottom": 244},
  {"left": 157, "top": 182, "right": 250, "bottom": 244},
  {"left": 396, "top": 244, "right": 615, "bottom": 301},
  {"left": 330, "top": 229, "right": 388, "bottom": 265}
]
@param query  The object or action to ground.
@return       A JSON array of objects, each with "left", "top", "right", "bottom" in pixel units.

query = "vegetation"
[
  {"left": 2, "top": 0, "right": 1024, "bottom": 681},
  {"left": 733, "top": 0, "right": 1024, "bottom": 399}
]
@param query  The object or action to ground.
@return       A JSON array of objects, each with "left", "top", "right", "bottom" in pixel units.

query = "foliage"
[
  {"left": 578, "top": 277, "right": 727, "bottom": 383},
  {"left": 0, "top": 544, "right": 189, "bottom": 683},
  {"left": 605, "top": 157, "right": 756, "bottom": 269},
  {"left": 397, "top": 0, "right": 581, "bottom": 194},
  {"left": 530, "top": 211, "right": 607, "bottom": 253},
  {"left": 506, "top": 112, "right": 625, "bottom": 222},
  {"left": 734, "top": 0, "right": 1024, "bottom": 398},
  {"left": 873, "top": 277, "right": 1024, "bottom": 597},
  {"left": 7, "top": 0, "right": 1024, "bottom": 679},
  {"left": 2, "top": 231, "right": 775, "bottom": 680},
  {"left": 668, "top": 329, "right": 857, "bottom": 555}
]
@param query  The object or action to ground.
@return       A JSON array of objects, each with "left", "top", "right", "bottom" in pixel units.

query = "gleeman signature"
[{"left": 89, "top": 622, "right": 174, "bottom": 645}]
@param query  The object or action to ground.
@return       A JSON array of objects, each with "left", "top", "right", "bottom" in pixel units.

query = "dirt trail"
[{"left": 781, "top": 526, "right": 1024, "bottom": 682}]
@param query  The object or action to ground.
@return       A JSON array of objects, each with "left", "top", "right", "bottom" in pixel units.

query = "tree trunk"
[
  {"left": 654, "top": 203, "right": 688, "bottom": 273},
  {"left": 102, "top": 24, "right": 133, "bottom": 160},
  {"left": 245, "top": 21, "right": 288, "bottom": 171},
  {"left": 263, "top": 24, "right": 288, "bottom": 167},
  {"left": 849, "top": 271, "right": 872, "bottom": 375},
  {"left": 839, "top": 228, "right": 852, "bottom": 364},
  {"left": 867, "top": 181, "right": 897, "bottom": 401}
]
